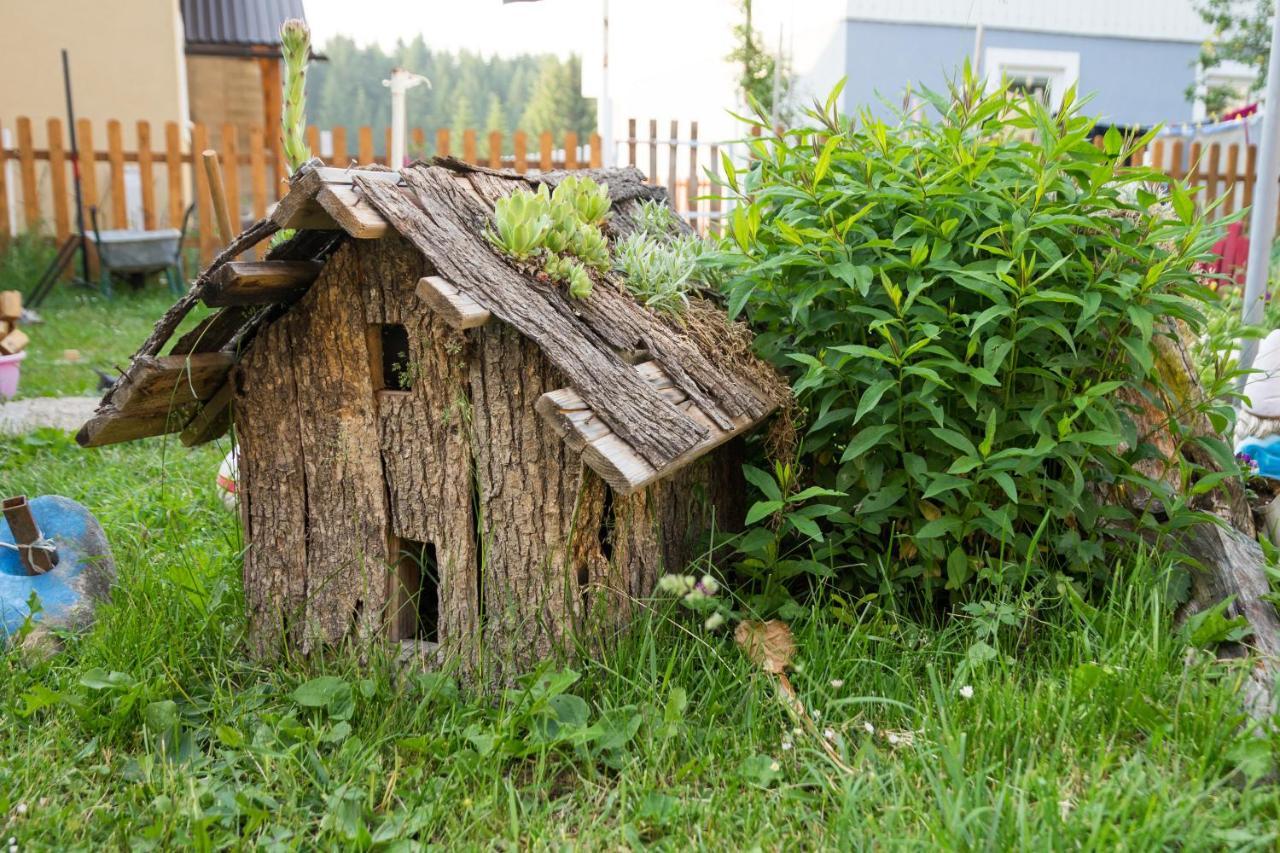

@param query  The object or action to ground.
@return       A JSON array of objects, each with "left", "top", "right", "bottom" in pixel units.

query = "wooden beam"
[
  {"left": 76, "top": 404, "right": 195, "bottom": 448},
  {"left": 204, "top": 260, "right": 322, "bottom": 306},
  {"left": 414, "top": 275, "right": 491, "bottom": 329},
  {"left": 316, "top": 184, "right": 390, "bottom": 238},
  {"left": 110, "top": 352, "right": 236, "bottom": 417},
  {"left": 181, "top": 379, "right": 235, "bottom": 446},
  {"left": 269, "top": 166, "right": 394, "bottom": 238},
  {"left": 536, "top": 361, "right": 774, "bottom": 495}
]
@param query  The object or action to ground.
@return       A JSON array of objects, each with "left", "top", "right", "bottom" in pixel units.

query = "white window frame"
[{"left": 983, "top": 47, "right": 1081, "bottom": 112}]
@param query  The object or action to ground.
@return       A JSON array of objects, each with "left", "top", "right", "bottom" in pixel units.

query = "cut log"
[
  {"left": 0, "top": 328, "right": 29, "bottom": 355},
  {"left": 414, "top": 275, "right": 491, "bottom": 330},
  {"left": 1178, "top": 523, "right": 1280, "bottom": 726},
  {"left": 536, "top": 361, "right": 774, "bottom": 495},
  {"left": 180, "top": 378, "right": 235, "bottom": 446},
  {"left": 270, "top": 163, "right": 395, "bottom": 238},
  {"left": 110, "top": 352, "right": 235, "bottom": 417},
  {"left": 316, "top": 184, "right": 390, "bottom": 239},
  {"left": 0, "top": 290, "right": 21, "bottom": 320},
  {"left": 204, "top": 261, "right": 322, "bottom": 306}
]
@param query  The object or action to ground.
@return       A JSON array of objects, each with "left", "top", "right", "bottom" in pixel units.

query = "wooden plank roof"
[{"left": 77, "top": 159, "right": 784, "bottom": 495}]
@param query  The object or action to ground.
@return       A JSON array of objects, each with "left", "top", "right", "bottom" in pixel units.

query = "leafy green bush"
[{"left": 719, "top": 72, "right": 1233, "bottom": 595}]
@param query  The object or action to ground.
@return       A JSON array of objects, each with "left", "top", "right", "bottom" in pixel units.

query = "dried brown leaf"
[{"left": 735, "top": 619, "right": 795, "bottom": 674}]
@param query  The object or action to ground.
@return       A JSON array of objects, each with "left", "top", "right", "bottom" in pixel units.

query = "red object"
[
  {"left": 1210, "top": 221, "right": 1250, "bottom": 287},
  {"left": 1223, "top": 102, "right": 1259, "bottom": 122}
]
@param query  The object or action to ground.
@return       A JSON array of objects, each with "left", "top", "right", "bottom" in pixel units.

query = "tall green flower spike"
[{"left": 280, "top": 18, "right": 312, "bottom": 175}]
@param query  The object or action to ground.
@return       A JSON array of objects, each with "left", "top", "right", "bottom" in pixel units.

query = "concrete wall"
[
  {"left": 843, "top": 20, "right": 1202, "bottom": 125},
  {"left": 0, "top": 0, "right": 187, "bottom": 146}
]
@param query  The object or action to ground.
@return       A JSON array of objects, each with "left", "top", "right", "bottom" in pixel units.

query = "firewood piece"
[
  {"left": 110, "top": 352, "right": 235, "bottom": 417},
  {"left": 0, "top": 328, "right": 29, "bottom": 355},
  {"left": 355, "top": 169, "right": 708, "bottom": 468},
  {"left": 204, "top": 261, "right": 323, "bottom": 306},
  {"left": 180, "top": 378, "right": 235, "bottom": 446},
  {"left": 1178, "top": 524, "right": 1280, "bottom": 725},
  {"left": 269, "top": 165, "right": 395, "bottom": 238},
  {"left": 76, "top": 403, "right": 196, "bottom": 447},
  {"left": 414, "top": 275, "right": 491, "bottom": 329},
  {"left": 0, "top": 290, "right": 20, "bottom": 320},
  {"left": 536, "top": 361, "right": 774, "bottom": 495}
]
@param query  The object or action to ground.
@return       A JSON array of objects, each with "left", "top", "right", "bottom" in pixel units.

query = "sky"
[{"left": 305, "top": 0, "right": 589, "bottom": 58}]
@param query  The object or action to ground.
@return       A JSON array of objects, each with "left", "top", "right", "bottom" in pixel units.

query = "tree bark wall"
[{"left": 235, "top": 238, "right": 753, "bottom": 677}]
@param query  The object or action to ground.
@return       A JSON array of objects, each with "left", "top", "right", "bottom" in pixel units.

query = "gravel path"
[{"left": 0, "top": 396, "right": 99, "bottom": 436}]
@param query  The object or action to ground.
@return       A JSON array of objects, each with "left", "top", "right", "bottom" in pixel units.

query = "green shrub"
[{"left": 719, "top": 72, "right": 1234, "bottom": 595}]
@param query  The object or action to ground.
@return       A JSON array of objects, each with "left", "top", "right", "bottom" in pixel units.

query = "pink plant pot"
[{"left": 0, "top": 350, "right": 26, "bottom": 399}]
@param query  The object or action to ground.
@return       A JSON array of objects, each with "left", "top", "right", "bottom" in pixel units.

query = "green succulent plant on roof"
[{"left": 553, "top": 175, "right": 611, "bottom": 226}]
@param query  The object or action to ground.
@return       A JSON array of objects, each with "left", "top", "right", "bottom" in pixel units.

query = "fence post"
[
  {"left": 514, "top": 131, "right": 527, "bottom": 173},
  {"left": 106, "top": 119, "right": 127, "bottom": 228},
  {"left": 76, "top": 118, "right": 98, "bottom": 235},
  {"left": 667, "top": 120, "right": 678, "bottom": 206},
  {"left": 192, "top": 122, "right": 214, "bottom": 265},
  {"left": 165, "top": 121, "right": 183, "bottom": 228},
  {"left": 332, "top": 126, "right": 348, "bottom": 166},
  {"left": 47, "top": 118, "right": 70, "bottom": 241},
  {"left": 565, "top": 132, "right": 578, "bottom": 169},
  {"left": 412, "top": 127, "right": 425, "bottom": 162},
  {"left": 687, "top": 121, "right": 699, "bottom": 227},
  {"left": 1224, "top": 143, "right": 1240, "bottom": 218},
  {"left": 590, "top": 133, "right": 602, "bottom": 168},
  {"left": 627, "top": 118, "right": 637, "bottom": 167},
  {"left": 463, "top": 129, "right": 477, "bottom": 164},
  {"left": 222, "top": 123, "right": 241, "bottom": 229},
  {"left": 358, "top": 126, "right": 374, "bottom": 165},
  {"left": 137, "top": 120, "right": 156, "bottom": 230},
  {"left": 436, "top": 128, "right": 450, "bottom": 159},
  {"left": 648, "top": 119, "right": 658, "bottom": 184},
  {"left": 306, "top": 125, "right": 320, "bottom": 161},
  {"left": 708, "top": 142, "right": 721, "bottom": 238},
  {"left": 488, "top": 131, "right": 503, "bottom": 168},
  {"left": 250, "top": 125, "right": 267, "bottom": 220},
  {"left": 539, "top": 132, "right": 552, "bottom": 171},
  {"left": 16, "top": 117, "right": 38, "bottom": 233}
]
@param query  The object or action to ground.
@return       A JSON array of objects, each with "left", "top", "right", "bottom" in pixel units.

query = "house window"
[
  {"left": 393, "top": 538, "right": 439, "bottom": 643},
  {"left": 983, "top": 47, "right": 1080, "bottom": 112},
  {"left": 368, "top": 323, "right": 413, "bottom": 392}
]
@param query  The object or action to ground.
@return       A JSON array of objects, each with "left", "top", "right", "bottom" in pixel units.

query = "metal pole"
[
  {"left": 1238, "top": 10, "right": 1280, "bottom": 381},
  {"left": 62, "top": 48, "right": 89, "bottom": 284},
  {"left": 600, "top": 0, "right": 613, "bottom": 167}
]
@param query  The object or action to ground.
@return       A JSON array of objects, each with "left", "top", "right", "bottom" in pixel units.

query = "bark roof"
[{"left": 77, "top": 159, "right": 782, "bottom": 493}]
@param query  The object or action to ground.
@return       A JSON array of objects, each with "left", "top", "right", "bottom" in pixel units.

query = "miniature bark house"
[{"left": 78, "top": 159, "right": 783, "bottom": 673}]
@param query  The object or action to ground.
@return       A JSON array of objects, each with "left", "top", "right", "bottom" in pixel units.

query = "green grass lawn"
[{"left": 2, "top": 430, "right": 1278, "bottom": 848}]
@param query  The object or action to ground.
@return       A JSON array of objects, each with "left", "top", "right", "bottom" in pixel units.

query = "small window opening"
[
  {"left": 373, "top": 322, "right": 412, "bottom": 391},
  {"left": 394, "top": 538, "right": 439, "bottom": 642}
]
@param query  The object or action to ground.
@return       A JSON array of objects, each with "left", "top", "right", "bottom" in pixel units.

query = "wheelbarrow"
[
  {"left": 1, "top": 495, "right": 115, "bottom": 640},
  {"left": 89, "top": 204, "right": 194, "bottom": 298}
]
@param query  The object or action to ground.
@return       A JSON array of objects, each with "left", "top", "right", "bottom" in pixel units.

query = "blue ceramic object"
[
  {"left": 1, "top": 495, "right": 115, "bottom": 639},
  {"left": 1236, "top": 435, "right": 1280, "bottom": 481}
]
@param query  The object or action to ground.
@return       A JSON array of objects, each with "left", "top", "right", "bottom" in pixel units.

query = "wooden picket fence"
[
  {"left": 1145, "top": 137, "right": 1261, "bottom": 222},
  {"left": 0, "top": 117, "right": 605, "bottom": 265}
]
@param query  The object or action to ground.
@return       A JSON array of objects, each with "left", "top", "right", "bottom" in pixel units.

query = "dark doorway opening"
[
  {"left": 394, "top": 538, "right": 439, "bottom": 643},
  {"left": 377, "top": 323, "right": 412, "bottom": 391}
]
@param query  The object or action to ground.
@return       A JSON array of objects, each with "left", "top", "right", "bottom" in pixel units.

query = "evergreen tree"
[{"left": 518, "top": 56, "right": 596, "bottom": 144}]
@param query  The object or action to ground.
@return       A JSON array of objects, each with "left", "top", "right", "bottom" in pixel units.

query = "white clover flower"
[
  {"left": 704, "top": 612, "right": 725, "bottom": 631},
  {"left": 781, "top": 738, "right": 793, "bottom": 751},
  {"left": 792, "top": 726, "right": 803, "bottom": 735},
  {"left": 811, "top": 708, "right": 821, "bottom": 720},
  {"left": 823, "top": 727, "right": 836, "bottom": 741},
  {"left": 770, "top": 760, "right": 781, "bottom": 772},
  {"left": 959, "top": 684, "right": 974, "bottom": 699},
  {"left": 830, "top": 679, "right": 844, "bottom": 688},
  {"left": 698, "top": 574, "right": 720, "bottom": 595},
  {"left": 862, "top": 721, "right": 875, "bottom": 734},
  {"left": 13, "top": 805, "right": 25, "bottom": 817},
  {"left": 887, "top": 733, "right": 901, "bottom": 745}
]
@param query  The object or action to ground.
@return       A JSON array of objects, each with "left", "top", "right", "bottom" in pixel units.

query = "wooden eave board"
[
  {"left": 537, "top": 361, "right": 774, "bottom": 495},
  {"left": 270, "top": 166, "right": 399, "bottom": 238},
  {"left": 204, "top": 260, "right": 323, "bottom": 306},
  {"left": 110, "top": 352, "right": 236, "bottom": 417}
]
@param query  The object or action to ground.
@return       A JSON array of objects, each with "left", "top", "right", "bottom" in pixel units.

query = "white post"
[
  {"left": 600, "top": 0, "right": 614, "bottom": 167},
  {"left": 1238, "top": 11, "right": 1280, "bottom": 380},
  {"left": 382, "top": 68, "right": 431, "bottom": 169}
]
